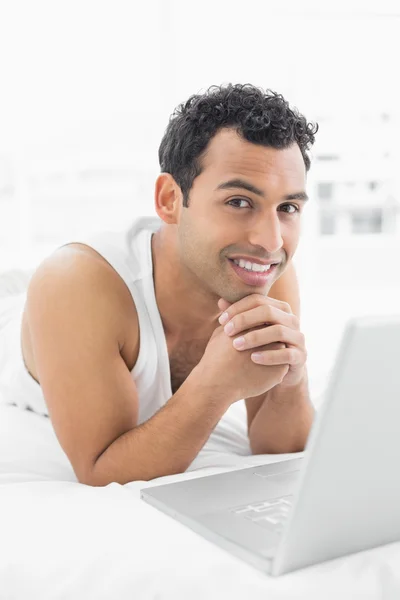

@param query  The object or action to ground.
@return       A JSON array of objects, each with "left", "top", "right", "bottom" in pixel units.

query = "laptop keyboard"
[{"left": 230, "top": 495, "right": 294, "bottom": 533}]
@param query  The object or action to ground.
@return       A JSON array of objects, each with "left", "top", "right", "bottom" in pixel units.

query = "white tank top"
[{"left": 0, "top": 216, "right": 251, "bottom": 464}]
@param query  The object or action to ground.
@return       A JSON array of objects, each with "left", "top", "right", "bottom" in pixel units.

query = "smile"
[{"left": 228, "top": 259, "right": 278, "bottom": 286}]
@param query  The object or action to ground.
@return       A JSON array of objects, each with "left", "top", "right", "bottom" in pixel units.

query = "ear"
[{"left": 154, "top": 173, "right": 182, "bottom": 225}]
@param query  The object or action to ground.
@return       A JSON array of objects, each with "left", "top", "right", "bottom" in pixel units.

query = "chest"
[{"left": 167, "top": 337, "right": 208, "bottom": 395}]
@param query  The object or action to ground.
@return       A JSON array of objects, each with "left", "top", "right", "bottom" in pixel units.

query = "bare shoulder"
[
  {"left": 22, "top": 242, "right": 143, "bottom": 483},
  {"left": 22, "top": 242, "right": 140, "bottom": 383},
  {"left": 54, "top": 242, "right": 140, "bottom": 348}
]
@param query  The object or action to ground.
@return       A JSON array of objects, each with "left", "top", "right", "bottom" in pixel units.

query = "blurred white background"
[{"left": 1, "top": 0, "right": 399, "bottom": 399}]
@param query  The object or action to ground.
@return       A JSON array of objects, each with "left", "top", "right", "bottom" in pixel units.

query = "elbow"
[
  {"left": 75, "top": 461, "right": 120, "bottom": 487},
  {"left": 73, "top": 458, "right": 113, "bottom": 487},
  {"left": 75, "top": 460, "right": 153, "bottom": 487},
  {"left": 76, "top": 467, "right": 120, "bottom": 487},
  {"left": 74, "top": 464, "right": 102, "bottom": 487},
  {"left": 249, "top": 434, "right": 308, "bottom": 455}
]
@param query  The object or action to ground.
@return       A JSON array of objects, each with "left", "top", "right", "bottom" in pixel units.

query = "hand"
[
  {"left": 217, "top": 294, "right": 307, "bottom": 388},
  {"left": 195, "top": 305, "right": 292, "bottom": 404}
]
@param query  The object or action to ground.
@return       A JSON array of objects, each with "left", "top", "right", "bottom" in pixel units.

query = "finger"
[
  {"left": 232, "top": 324, "right": 304, "bottom": 351},
  {"left": 218, "top": 298, "right": 232, "bottom": 312},
  {"left": 219, "top": 294, "right": 293, "bottom": 328},
  {"left": 250, "top": 347, "right": 303, "bottom": 366},
  {"left": 218, "top": 293, "right": 292, "bottom": 326},
  {"left": 224, "top": 305, "right": 299, "bottom": 337}
]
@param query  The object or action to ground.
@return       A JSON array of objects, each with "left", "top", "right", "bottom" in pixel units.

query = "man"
[{"left": 21, "top": 83, "right": 318, "bottom": 486}]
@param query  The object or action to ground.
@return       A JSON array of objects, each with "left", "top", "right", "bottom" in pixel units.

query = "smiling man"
[{"left": 16, "top": 83, "right": 318, "bottom": 485}]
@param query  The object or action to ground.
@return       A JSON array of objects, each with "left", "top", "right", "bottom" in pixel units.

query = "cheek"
[
  {"left": 282, "top": 223, "right": 301, "bottom": 252},
  {"left": 289, "top": 233, "right": 301, "bottom": 256}
]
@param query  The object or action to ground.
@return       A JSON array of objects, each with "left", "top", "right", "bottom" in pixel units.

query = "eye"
[
  {"left": 280, "top": 204, "right": 300, "bottom": 214},
  {"left": 227, "top": 199, "right": 300, "bottom": 214},
  {"left": 226, "top": 198, "right": 252, "bottom": 209}
]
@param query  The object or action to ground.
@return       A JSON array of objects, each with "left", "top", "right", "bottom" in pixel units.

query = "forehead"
[{"left": 200, "top": 128, "right": 306, "bottom": 186}]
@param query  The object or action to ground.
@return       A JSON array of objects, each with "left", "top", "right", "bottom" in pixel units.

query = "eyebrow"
[{"left": 215, "top": 178, "right": 309, "bottom": 202}]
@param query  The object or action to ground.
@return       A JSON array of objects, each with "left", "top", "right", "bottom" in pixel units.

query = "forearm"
[
  {"left": 86, "top": 367, "right": 233, "bottom": 486},
  {"left": 248, "top": 371, "right": 315, "bottom": 455}
]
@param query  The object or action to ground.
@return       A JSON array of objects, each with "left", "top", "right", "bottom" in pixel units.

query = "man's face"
[{"left": 175, "top": 127, "right": 308, "bottom": 305}]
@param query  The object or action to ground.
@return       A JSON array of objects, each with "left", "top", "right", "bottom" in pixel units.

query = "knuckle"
[
  {"left": 268, "top": 305, "right": 276, "bottom": 319},
  {"left": 276, "top": 324, "right": 286, "bottom": 338},
  {"left": 256, "top": 329, "right": 266, "bottom": 344},
  {"left": 233, "top": 315, "right": 241, "bottom": 330},
  {"left": 285, "top": 348, "right": 295, "bottom": 362},
  {"left": 292, "top": 314, "right": 300, "bottom": 329},
  {"left": 246, "top": 331, "right": 255, "bottom": 345},
  {"left": 248, "top": 329, "right": 260, "bottom": 346},
  {"left": 280, "top": 301, "right": 291, "bottom": 313}
]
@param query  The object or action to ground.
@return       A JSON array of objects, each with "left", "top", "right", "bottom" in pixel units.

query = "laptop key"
[{"left": 231, "top": 495, "right": 294, "bottom": 533}]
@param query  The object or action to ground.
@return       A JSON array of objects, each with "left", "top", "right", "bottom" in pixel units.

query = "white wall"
[{"left": 1, "top": 0, "right": 400, "bottom": 399}]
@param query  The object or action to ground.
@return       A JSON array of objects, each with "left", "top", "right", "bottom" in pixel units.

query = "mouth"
[{"left": 227, "top": 258, "right": 279, "bottom": 286}]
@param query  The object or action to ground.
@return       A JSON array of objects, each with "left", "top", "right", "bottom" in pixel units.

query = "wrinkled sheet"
[
  {"left": 1, "top": 404, "right": 400, "bottom": 600},
  {"left": 1, "top": 269, "right": 400, "bottom": 598}
]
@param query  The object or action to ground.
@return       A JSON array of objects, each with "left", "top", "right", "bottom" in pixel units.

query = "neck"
[{"left": 151, "top": 227, "right": 221, "bottom": 340}]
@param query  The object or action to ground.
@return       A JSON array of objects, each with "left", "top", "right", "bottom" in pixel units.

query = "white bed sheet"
[
  {"left": 1, "top": 271, "right": 400, "bottom": 599},
  {"left": 1, "top": 404, "right": 400, "bottom": 599}
]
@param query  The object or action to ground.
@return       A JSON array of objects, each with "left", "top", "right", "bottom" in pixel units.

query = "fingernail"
[
  {"left": 224, "top": 321, "right": 234, "bottom": 335},
  {"left": 219, "top": 312, "right": 229, "bottom": 325},
  {"left": 233, "top": 336, "right": 245, "bottom": 349}
]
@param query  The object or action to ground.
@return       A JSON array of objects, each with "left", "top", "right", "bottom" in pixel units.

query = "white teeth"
[{"left": 233, "top": 259, "right": 272, "bottom": 273}]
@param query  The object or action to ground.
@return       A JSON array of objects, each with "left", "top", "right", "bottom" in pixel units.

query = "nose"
[{"left": 247, "top": 212, "right": 284, "bottom": 256}]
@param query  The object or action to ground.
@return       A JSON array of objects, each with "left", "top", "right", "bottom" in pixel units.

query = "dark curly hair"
[{"left": 158, "top": 83, "right": 318, "bottom": 207}]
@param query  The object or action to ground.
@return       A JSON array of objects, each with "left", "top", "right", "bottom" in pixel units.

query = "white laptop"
[{"left": 141, "top": 314, "right": 400, "bottom": 576}]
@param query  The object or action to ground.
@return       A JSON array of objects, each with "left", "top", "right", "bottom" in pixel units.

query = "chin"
[{"left": 226, "top": 291, "right": 249, "bottom": 304}]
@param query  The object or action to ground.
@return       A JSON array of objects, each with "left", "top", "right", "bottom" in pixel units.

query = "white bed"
[{"left": 1, "top": 272, "right": 400, "bottom": 599}]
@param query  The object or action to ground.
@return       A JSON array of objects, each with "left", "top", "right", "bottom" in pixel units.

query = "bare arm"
[
  {"left": 248, "top": 368, "right": 314, "bottom": 454},
  {"left": 245, "top": 261, "right": 314, "bottom": 452},
  {"left": 26, "top": 248, "right": 233, "bottom": 487},
  {"left": 91, "top": 370, "right": 232, "bottom": 485}
]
